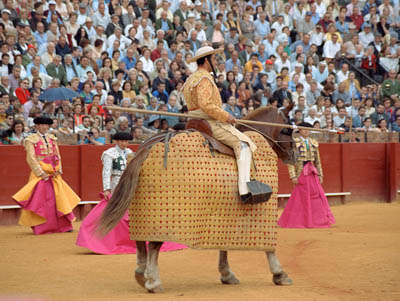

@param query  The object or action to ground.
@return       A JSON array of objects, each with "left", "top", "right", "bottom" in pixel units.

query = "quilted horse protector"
[{"left": 128, "top": 131, "right": 279, "bottom": 251}]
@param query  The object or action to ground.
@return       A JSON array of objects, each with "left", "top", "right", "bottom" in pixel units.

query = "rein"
[{"left": 236, "top": 121, "right": 291, "bottom": 154}]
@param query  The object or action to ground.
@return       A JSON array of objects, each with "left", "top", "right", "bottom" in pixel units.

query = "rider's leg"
[{"left": 237, "top": 142, "right": 252, "bottom": 197}]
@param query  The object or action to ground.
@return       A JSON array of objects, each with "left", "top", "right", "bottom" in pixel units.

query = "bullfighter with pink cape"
[
  {"left": 76, "top": 132, "right": 186, "bottom": 254},
  {"left": 13, "top": 116, "right": 80, "bottom": 235},
  {"left": 278, "top": 122, "right": 335, "bottom": 228}
]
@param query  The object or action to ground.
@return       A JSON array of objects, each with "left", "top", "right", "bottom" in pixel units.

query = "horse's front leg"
[
  {"left": 134, "top": 241, "right": 147, "bottom": 288},
  {"left": 266, "top": 251, "right": 293, "bottom": 285},
  {"left": 218, "top": 251, "right": 240, "bottom": 284},
  {"left": 144, "top": 241, "right": 164, "bottom": 293}
]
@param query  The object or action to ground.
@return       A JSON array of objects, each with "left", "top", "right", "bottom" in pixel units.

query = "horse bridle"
[{"left": 235, "top": 121, "right": 293, "bottom": 154}]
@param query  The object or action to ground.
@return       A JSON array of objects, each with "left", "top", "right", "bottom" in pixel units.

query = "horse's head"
[{"left": 238, "top": 105, "right": 298, "bottom": 165}]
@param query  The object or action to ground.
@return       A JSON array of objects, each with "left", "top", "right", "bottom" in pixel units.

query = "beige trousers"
[{"left": 189, "top": 110, "right": 257, "bottom": 158}]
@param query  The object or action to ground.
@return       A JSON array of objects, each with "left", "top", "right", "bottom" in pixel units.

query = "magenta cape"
[
  {"left": 278, "top": 162, "right": 335, "bottom": 228},
  {"left": 76, "top": 194, "right": 187, "bottom": 254}
]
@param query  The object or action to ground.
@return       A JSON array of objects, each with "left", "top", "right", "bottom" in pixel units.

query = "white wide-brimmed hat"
[{"left": 187, "top": 46, "right": 224, "bottom": 64}]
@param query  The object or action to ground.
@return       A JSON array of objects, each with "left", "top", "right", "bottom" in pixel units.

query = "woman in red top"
[
  {"left": 361, "top": 46, "right": 377, "bottom": 86},
  {"left": 15, "top": 79, "right": 31, "bottom": 105}
]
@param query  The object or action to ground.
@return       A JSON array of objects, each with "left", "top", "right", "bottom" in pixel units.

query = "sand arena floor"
[{"left": 1, "top": 202, "right": 399, "bottom": 301}]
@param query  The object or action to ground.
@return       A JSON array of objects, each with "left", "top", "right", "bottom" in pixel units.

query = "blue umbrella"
[{"left": 39, "top": 87, "right": 80, "bottom": 102}]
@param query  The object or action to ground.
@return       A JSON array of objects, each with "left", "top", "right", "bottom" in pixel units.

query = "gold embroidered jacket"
[
  {"left": 288, "top": 137, "right": 323, "bottom": 179},
  {"left": 24, "top": 133, "right": 61, "bottom": 177},
  {"left": 182, "top": 68, "right": 230, "bottom": 123}
]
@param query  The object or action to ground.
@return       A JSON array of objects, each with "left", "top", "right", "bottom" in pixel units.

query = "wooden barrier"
[{"left": 0, "top": 143, "right": 399, "bottom": 224}]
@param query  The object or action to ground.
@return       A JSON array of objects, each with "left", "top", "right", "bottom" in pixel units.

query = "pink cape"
[
  {"left": 278, "top": 163, "right": 335, "bottom": 228},
  {"left": 76, "top": 194, "right": 187, "bottom": 254},
  {"left": 18, "top": 179, "right": 75, "bottom": 235}
]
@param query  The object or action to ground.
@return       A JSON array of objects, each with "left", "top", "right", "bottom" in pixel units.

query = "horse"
[{"left": 99, "top": 105, "right": 298, "bottom": 293}]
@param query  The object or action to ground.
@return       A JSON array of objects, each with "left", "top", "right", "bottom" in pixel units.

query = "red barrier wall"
[{"left": 1, "top": 143, "right": 399, "bottom": 210}]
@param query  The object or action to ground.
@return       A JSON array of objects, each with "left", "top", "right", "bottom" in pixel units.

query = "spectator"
[
  {"left": 392, "top": 115, "right": 400, "bottom": 132},
  {"left": 370, "top": 104, "right": 390, "bottom": 126},
  {"left": 15, "top": 79, "right": 31, "bottom": 105},
  {"left": 333, "top": 107, "right": 348, "bottom": 128},
  {"left": 81, "top": 126, "right": 106, "bottom": 145}
]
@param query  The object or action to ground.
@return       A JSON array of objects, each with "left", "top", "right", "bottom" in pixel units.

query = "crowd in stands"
[{"left": 0, "top": 0, "right": 400, "bottom": 145}]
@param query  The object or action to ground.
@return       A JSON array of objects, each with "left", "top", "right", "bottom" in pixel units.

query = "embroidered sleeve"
[
  {"left": 288, "top": 163, "right": 296, "bottom": 179},
  {"left": 25, "top": 140, "right": 44, "bottom": 177},
  {"left": 102, "top": 154, "right": 113, "bottom": 191},
  {"left": 197, "top": 78, "right": 230, "bottom": 123}
]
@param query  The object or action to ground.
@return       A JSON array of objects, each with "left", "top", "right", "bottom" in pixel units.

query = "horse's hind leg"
[
  {"left": 144, "top": 241, "right": 164, "bottom": 293},
  {"left": 218, "top": 251, "right": 240, "bottom": 284},
  {"left": 266, "top": 251, "right": 293, "bottom": 285},
  {"left": 134, "top": 241, "right": 147, "bottom": 288}
]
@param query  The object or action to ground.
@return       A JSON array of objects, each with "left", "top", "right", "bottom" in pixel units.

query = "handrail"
[{"left": 341, "top": 56, "right": 380, "bottom": 86}]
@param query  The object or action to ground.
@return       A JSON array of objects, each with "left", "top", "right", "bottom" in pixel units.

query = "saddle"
[
  {"left": 185, "top": 119, "right": 234, "bottom": 157},
  {"left": 132, "top": 122, "right": 272, "bottom": 205}
]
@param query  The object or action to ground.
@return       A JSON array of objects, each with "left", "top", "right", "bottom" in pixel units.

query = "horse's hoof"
[
  {"left": 145, "top": 280, "right": 164, "bottom": 293},
  {"left": 134, "top": 271, "right": 146, "bottom": 288},
  {"left": 146, "top": 284, "right": 164, "bottom": 293},
  {"left": 273, "top": 272, "right": 293, "bottom": 286},
  {"left": 220, "top": 272, "right": 240, "bottom": 285}
]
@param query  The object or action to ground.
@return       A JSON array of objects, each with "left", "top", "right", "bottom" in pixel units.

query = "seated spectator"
[
  {"left": 152, "top": 82, "right": 169, "bottom": 104},
  {"left": 75, "top": 115, "right": 92, "bottom": 133},
  {"left": 392, "top": 115, "right": 400, "bottom": 132},
  {"left": 304, "top": 108, "right": 321, "bottom": 125},
  {"left": 164, "top": 96, "right": 179, "bottom": 128},
  {"left": 361, "top": 117, "right": 379, "bottom": 132},
  {"left": 80, "top": 126, "right": 106, "bottom": 145},
  {"left": 115, "top": 116, "right": 130, "bottom": 133},
  {"left": 58, "top": 118, "right": 74, "bottom": 135},
  {"left": 122, "top": 81, "right": 136, "bottom": 102},
  {"left": 102, "top": 117, "right": 117, "bottom": 137},
  {"left": 333, "top": 107, "right": 348, "bottom": 128},
  {"left": 332, "top": 82, "right": 351, "bottom": 105},
  {"left": 377, "top": 119, "right": 389, "bottom": 132},
  {"left": 370, "top": 104, "right": 390, "bottom": 126},
  {"left": 15, "top": 79, "right": 31, "bottom": 105},
  {"left": 109, "top": 80, "right": 123, "bottom": 105},
  {"left": 131, "top": 126, "right": 146, "bottom": 143},
  {"left": 344, "top": 130, "right": 361, "bottom": 143},
  {"left": 223, "top": 96, "right": 242, "bottom": 119},
  {"left": 6, "top": 120, "right": 27, "bottom": 145},
  {"left": 290, "top": 109, "right": 303, "bottom": 125},
  {"left": 80, "top": 81, "right": 94, "bottom": 104}
]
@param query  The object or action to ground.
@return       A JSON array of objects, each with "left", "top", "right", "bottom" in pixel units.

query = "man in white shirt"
[
  {"left": 358, "top": 23, "right": 374, "bottom": 48},
  {"left": 156, "top": 0, "right": 173, "bottom": 22},
  {"left": 323, "top": 33, "right": 341, "bottom": 62},
  {"left": 336, "top": 63, "right": 350, "bottom": 84},
  {"left": 263, "top": 33, "right": 279, "bottom": 58},
  {"left": 92, "top": 81, "right": 108, "bottom": 105},
  {"left": 271, "top": 15, "right": 285, "bottom": 36},
  {"left": 314, "top": 0, "right": 326, "bottom": 17},
  {"left": 75, "top": 116, "right": 92, "bottom": 133},
  {"left": 77, "top": 3, "right": 88, "bottom": 26},
  {"left": 92, "top": 3, "right": 111, "bottom": 28},
  {"left": 107, "top": 27, "right": 132, "bottom": 49},
  {"left": 274, "top": 51, "right": 292, "bottom": 73},
  {"left": 304, "top": 108, "right": 321, "bottom": 125},
  {"left": 333, "top": 107, "right": 348, "bottom": 128}
]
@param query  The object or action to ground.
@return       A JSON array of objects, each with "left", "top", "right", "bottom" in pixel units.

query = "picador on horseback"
[{"left": 182, "top": 46, "right": 272, "bottom": 203}]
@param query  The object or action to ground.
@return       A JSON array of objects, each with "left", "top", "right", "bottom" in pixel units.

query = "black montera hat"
[
  {"left": 113, "top": 132, "right": 133, "bottom": 141},
  {"left": 298, "top": 122, "right": 313, "bottom": 128},
  {"left": 33, "top": 116, "right": 53, "bottom": 125}
]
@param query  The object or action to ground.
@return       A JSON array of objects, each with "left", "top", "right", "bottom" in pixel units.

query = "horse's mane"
[{"left": 242, "top": 106, "right": 278, "bottom": 121}]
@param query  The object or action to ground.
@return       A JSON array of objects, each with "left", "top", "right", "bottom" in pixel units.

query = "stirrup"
[{"left": 241, "top": 180, "right": 273, "bottom": 204}]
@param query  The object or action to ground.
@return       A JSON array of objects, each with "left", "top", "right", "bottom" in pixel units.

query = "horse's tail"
[{"left": 97, "top": 147, "right": 150, "bottom": 236}]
